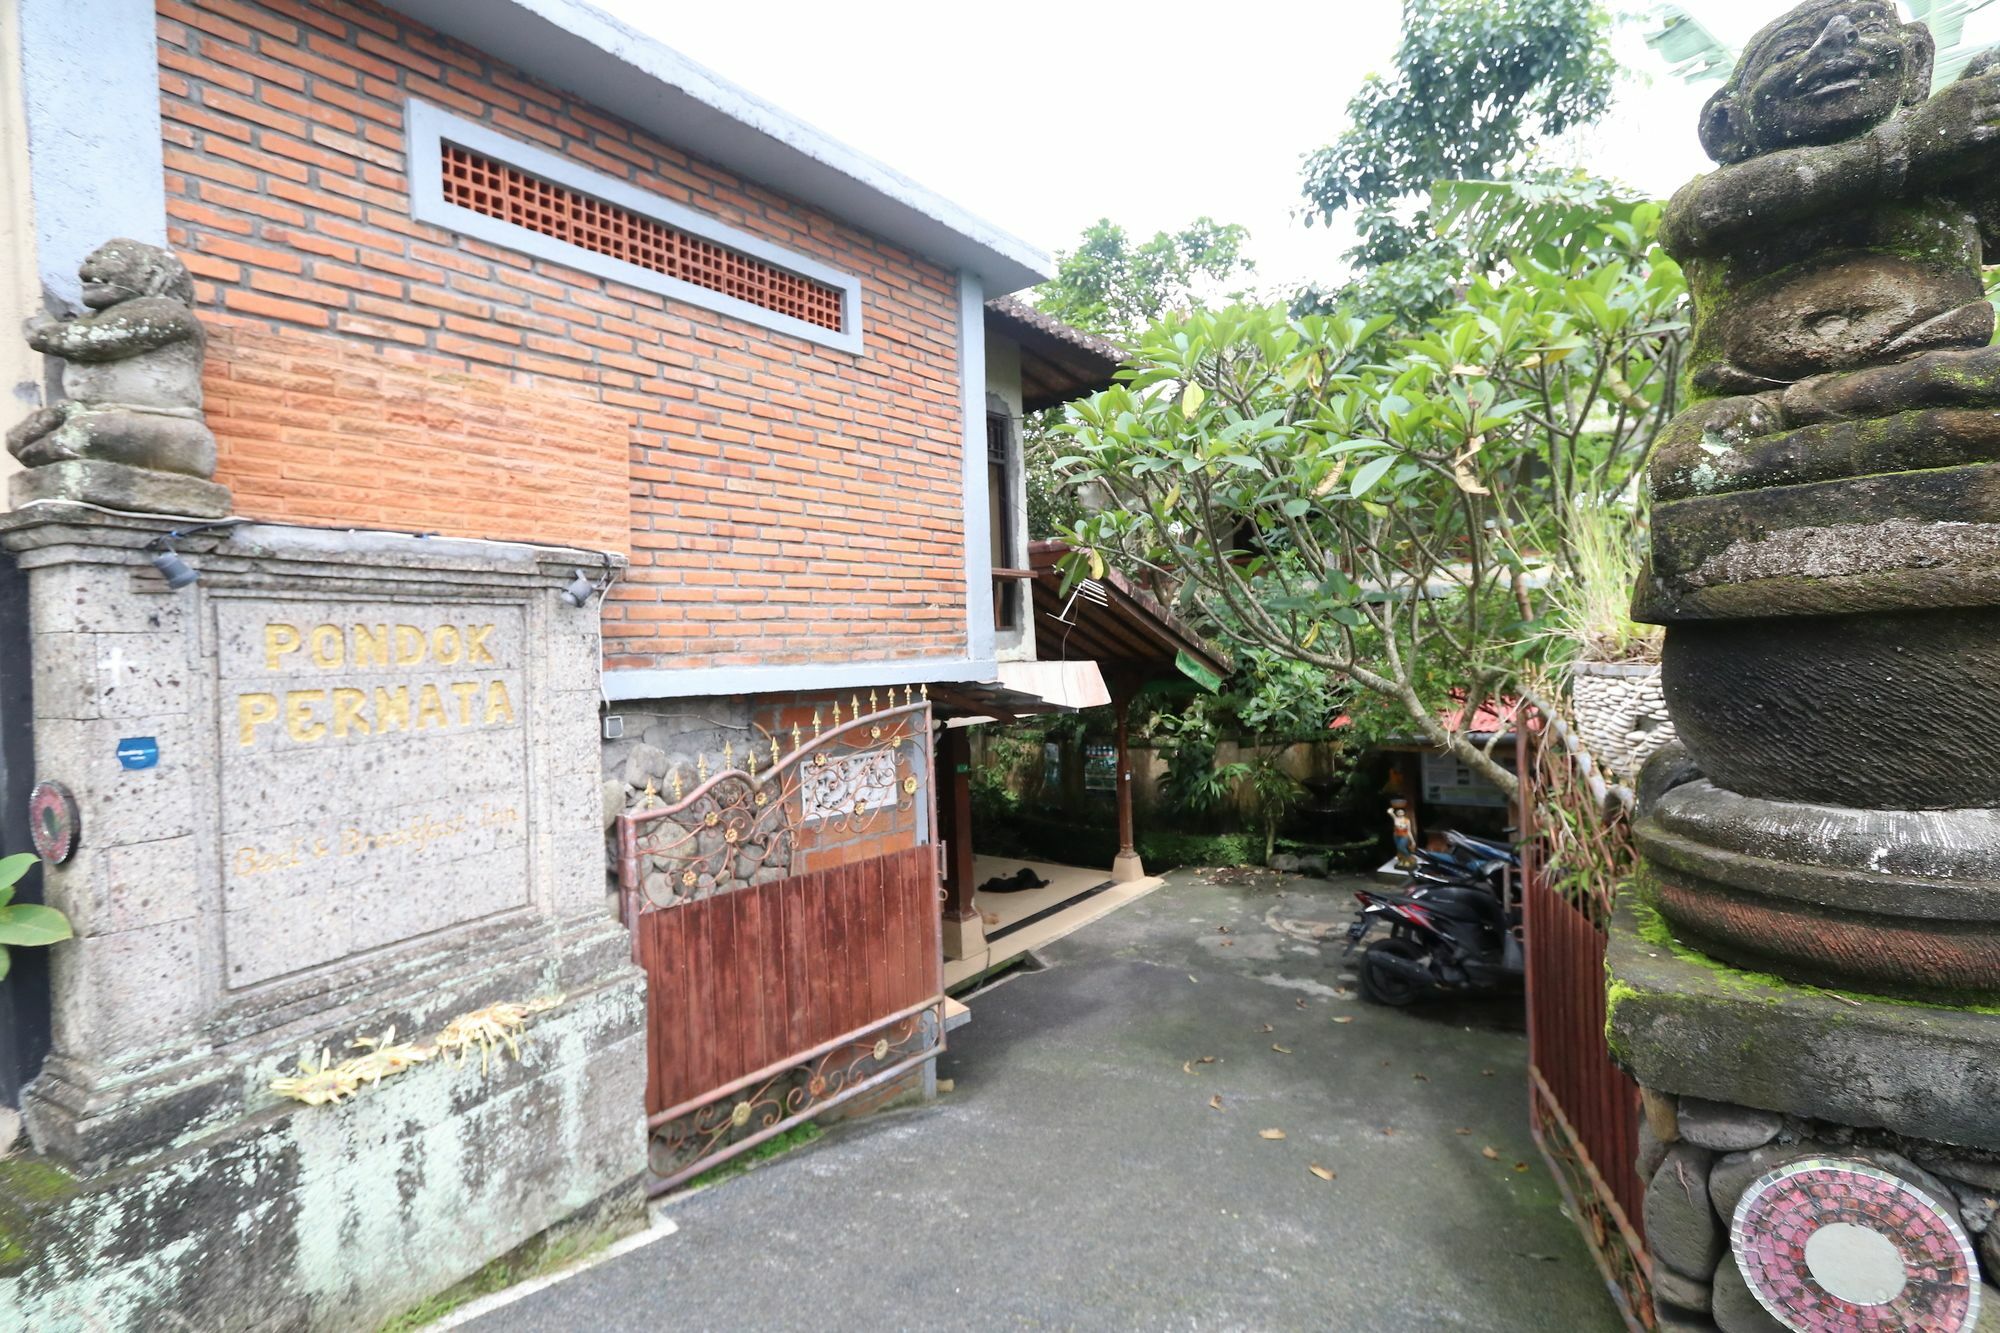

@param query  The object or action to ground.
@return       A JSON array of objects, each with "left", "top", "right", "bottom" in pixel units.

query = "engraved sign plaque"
[{"left": 214, "top": 600, "right": 533, "bottom": 987}]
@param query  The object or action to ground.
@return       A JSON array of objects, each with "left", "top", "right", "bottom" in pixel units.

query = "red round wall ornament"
[
  {"left": 1731, "top": 1157, "right": 1981, "bottom": 1332},
  {"left": 28, "top": 781, "right": 79, "bottom": 865}
]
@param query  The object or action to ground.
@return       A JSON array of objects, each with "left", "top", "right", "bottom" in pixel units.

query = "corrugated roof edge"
[{"left": 388, "top": 0, "right": 1055, "bottom": 294}]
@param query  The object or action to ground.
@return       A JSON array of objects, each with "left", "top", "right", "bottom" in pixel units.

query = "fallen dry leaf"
[
  {"left": 1295, "top": 998, "right": 1308, "bottom": 1009},
  {"left": 1183, "top": 1061, "right": 1196, "bottom": 1075},
  {"left": 1514, "top": 1162, "right": 1531, "bottom": 1173},
  {"left": 1309, "top": 1164, "right": 1336, "bottom": 1182},
  {"left": 1217, "top": 925, "right": 1231, "bottom": 934},
  {"left": 1332, "top": 1016, "right": 1354, "bottom": 1024},
  {"left": 1209, "top": 1095, "right": 1225, "bottom": 1111},
  {"left": 1260, "top": 1024, "right": 1274, "bottom": 1034},
  {"left": 1481, "top": 1068, "right": 1495, "bottom": 1077},
  {"left": 1456, "top": 1128, "right": 1473, "bottom": 1136},
  {"left": 1482, "top": 1146, "right": 1501, "bottom": 1160},
  {"left": 1221, "top": 940, "right": 1233, "bottom": 947},
  {"left": 1412, "top": 1072, "right": 1429, "bottom": 1082},
  {"left": 1189, "top": 975, "right": 1200, "bottom": 984},
  {"left": 1381, "top": 1127, "right": 1398, "bottom": 1137},
  {"left": 1271, "top": 1044, "right": 1292, "bottom": 1055},
  {"left": 1259, "top": 1128, "right": 1287, "bottom": 1140},
  {"left": 1198, "top": 1055, "right": 1216, "bottom": 1065}
]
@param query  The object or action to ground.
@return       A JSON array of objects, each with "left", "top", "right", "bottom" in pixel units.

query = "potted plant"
[{"left": 1545, "top": 498, "right": 1673, "bottom": 781}]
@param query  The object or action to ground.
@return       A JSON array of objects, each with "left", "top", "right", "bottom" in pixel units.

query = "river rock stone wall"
[
  {"left": 1569, "top": 662, "right": 1675, "bottom": 782},
  {"left": 1638, "top": 1089, "right": 2000, "bottom": 1331}
]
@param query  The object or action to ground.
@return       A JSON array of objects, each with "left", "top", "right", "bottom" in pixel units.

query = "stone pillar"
[
  {"left": 1611, "top": 5, "right": 2000, "bottom": 1327},
  {"left": 0, "top": 508, "right": 647, "bottom": 1328}
]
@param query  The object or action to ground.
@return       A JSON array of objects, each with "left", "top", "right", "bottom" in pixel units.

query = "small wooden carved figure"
[{"left": 1388, "top": 798, "right": 1417, "bottom": 870}]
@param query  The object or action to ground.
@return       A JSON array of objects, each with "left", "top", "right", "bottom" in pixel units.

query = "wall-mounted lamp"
[
  {"left": 145, "top": 520, "right": 242, "bottom": 590},
  {"left": 149, "top": 541, "right": 199, "bottom": 589},
  {"left": 560, "top": 567, "right": 605, "bottom": 608}
]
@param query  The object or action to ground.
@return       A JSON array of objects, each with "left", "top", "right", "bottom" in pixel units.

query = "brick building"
[
  {"left": 3, "top": 0, "right": 1091, "bottom": 856},
  {"left": 0, "top": 0, "right": 1156, "bottom": 1264}
]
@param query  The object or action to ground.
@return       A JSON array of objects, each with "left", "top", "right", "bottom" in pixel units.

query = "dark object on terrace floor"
[{"left": 977, "top": 866, "right": 1051, "bottom": 894}]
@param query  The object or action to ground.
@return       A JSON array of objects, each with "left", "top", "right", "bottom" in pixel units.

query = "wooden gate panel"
[
  {"left": 1519, "top": 716, "right": 1653, "bottom": 1331},
  {"left": 631, "top": 843, "right": 942, "bottom": 1114},
  {"left": 617, "top": 701, "right": 943, "bottom": 1192}
]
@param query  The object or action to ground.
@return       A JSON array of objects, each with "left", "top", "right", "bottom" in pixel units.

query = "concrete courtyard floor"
[{"left": 472, "top": 868, "right": 1621, "bottom": 1331}]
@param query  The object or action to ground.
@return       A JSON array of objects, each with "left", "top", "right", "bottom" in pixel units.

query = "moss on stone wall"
[
  {"left": 0, "top": 1156, "right": 77, "bottom": 1204},
  {"left": 1621, "top": 886, "right": 2000, "bottom": 1016}
]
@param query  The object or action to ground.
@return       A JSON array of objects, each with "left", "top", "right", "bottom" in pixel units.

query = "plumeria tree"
[{"left": 1053, "top": 201, "right": 1685, "bottom": 798}]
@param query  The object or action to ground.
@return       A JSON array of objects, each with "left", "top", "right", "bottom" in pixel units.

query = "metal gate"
[
  {"left": 615, "top": 697, "right": 943, "bottom": 1193},
  {"left": 1518, "top": 708, "right": 1653, "bottom": 1331}
]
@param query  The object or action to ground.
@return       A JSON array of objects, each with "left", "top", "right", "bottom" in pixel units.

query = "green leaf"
[
  {"left": 1181, "top": 381, "right": 1206, "bottom": 415},
  {"left": 0, "top": 946, "right": 9, "bottom": 983},
  {"left": 0, "top": 904, "right": 71, "bottom": 948},
  {"left": 1349, "top": 455, "right": 1396, "bottom": 499},
  {"left": 1281, "top": 498, "right": 1312, "bottom": 518},
  {"left": 0, "top": 853, "right": 36, "bottom": 894}
]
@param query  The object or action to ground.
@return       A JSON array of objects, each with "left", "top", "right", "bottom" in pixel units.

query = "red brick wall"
[
  {"left": 205, "top": 324, "right": 631, "bottom": 550},
  {"left": 157, "top": 0, "right": 970, "bottom": 675}
]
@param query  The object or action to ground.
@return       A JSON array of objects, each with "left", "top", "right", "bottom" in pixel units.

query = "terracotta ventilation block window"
[{"left": 440, "top": 143, "right": 846, "bottom": 333}]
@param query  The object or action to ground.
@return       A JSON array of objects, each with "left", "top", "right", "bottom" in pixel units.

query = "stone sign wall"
[
  {"left": 215, "top": 601, "right": 533, "bottom": 986},
  {"left": 0, "top": 508, "right": 646, "bottom": 1329}
]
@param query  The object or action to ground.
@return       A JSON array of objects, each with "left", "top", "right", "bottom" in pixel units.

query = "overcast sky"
[{"left": 590, "top": 1, "right": 1997, "bottom": 297}]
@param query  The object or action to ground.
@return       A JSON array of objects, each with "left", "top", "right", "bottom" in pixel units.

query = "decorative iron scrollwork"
[
  {"left": 616, "top": 702, "right": 928, "bottom": 909},
  {"left": 1531, "top": 1076, "right": 1655, "bottom": 1331},
  {"left": 646, "top": 1006, "right": 941, "bottom": 1189}
]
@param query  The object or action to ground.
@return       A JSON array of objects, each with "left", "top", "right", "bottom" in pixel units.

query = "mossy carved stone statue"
[
  {"left": 1636, "top": 0, "right": 2000, "bottom": 999},
  {"left": 6, "top": 239, "right": 230, "bottom": 517}
]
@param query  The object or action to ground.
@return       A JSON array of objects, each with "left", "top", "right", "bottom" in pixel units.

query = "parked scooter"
[{"left": 1341, "top": 843, "right": 1524, "bottom": 1005}]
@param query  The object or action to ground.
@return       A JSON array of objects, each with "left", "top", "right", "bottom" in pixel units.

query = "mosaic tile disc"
[{"left": 1730, "top": 1158, "right": 1980, "bottom": 1332}]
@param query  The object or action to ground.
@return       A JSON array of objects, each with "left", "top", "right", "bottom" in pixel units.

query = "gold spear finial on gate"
[
  {"left": 746, "top": 745, "right": 758, "bottom": 777},
  {"left": 723, "top": 739, "right": 735, "bottom": 771},
  {"left": 812, "top": 710, "right": 822, "bottom": 739},
  {"left": 919, "top": 683, "right": 928, "bottom": 701},
  {"left": 831, "top": 699, "right": 843, "bottom": 725},
  {"left": 869, "top": 689, "right": 879, "bottom": 713},
  {"left": 771, "top": 735, "right": 782, "bottom": 767},
  {"left": 671, "top": 769, "right": 684, "bottom": 801},
  {"left": 852, "top": 693, "right": 862, "bottom": 719},
  {"left": 697, "top": 751, "right": 708, "bottom": 781},
  {"left": 790, "top": 722, "right": 801, "bottom": 751}
]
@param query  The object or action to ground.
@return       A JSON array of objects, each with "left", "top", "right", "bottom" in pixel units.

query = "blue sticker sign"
[{"left": 116, "top": 737, "right": 160, "bottom": 771}]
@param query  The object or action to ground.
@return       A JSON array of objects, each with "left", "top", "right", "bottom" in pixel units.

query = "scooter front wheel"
[{"left": 1359, "top": 937, "right": 1429, "bottom": 1007}]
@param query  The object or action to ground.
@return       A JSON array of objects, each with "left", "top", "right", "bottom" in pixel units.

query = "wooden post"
[
  {"left": 938, "top": 725, "right": 984, "bottom": 961},
  {"left": 1110, "top": 688, "right": 1143, "bottom": 883}
]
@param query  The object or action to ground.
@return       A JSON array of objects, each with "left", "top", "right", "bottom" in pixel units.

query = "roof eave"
[{"left": 385, "top": 0, "right": 1054, "bottom": 293}]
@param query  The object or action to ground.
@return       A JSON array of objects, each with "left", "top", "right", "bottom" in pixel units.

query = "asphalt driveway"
[{"left": 471, "top": 868, "right": 1620, "bottom": 1331}]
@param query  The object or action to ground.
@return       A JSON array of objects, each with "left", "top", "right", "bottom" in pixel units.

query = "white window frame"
[{"left": 405, "top": 99, "right": 864, "bottom": 355}]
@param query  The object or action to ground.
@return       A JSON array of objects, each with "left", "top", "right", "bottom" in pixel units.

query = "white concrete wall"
[
  {"left": 984, "top": 332, "right": 1035, "bottom": 664},
  {"left": 0, "top": 1, "right": 42, "bottom": 502}
]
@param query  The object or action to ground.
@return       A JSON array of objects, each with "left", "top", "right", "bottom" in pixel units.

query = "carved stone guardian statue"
[
  {"left": 1635, "top": 0, "right": 2000, "bottom": 1000},
  {"left": 7, "top": 238, "right": 230, "bottom": 516},
  {"left": 1609, "top": 16, "right": 2000, "bottom": 1329}
]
